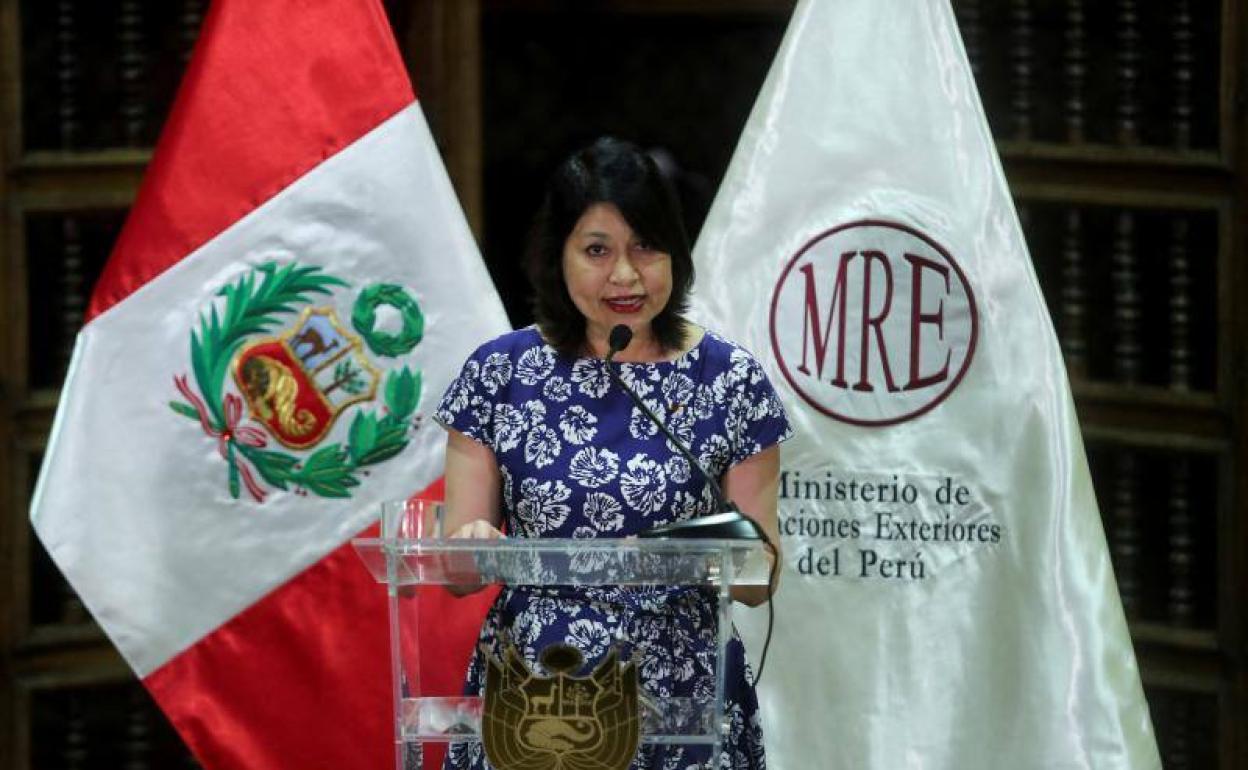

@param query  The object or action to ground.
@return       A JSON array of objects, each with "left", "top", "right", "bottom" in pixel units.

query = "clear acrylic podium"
[{"left": 353, "top": 516, "right": 770, "bottom": 770}]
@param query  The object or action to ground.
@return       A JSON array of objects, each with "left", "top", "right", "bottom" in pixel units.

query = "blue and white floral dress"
[{"left": 435, "top": 327, "right": 791, "bottom": 770}]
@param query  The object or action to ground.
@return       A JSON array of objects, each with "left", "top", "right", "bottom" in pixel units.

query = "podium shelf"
[
  {"left": 351, "top": 537, "right": 770, "bottom": 587},
  {"left": 401, "top": 696, "right": 723, "bottom": 745}
]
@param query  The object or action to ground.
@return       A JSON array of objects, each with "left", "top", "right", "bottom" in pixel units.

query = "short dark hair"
[{"left": 524, "top": 137, "right": 693, "bottom": 357}]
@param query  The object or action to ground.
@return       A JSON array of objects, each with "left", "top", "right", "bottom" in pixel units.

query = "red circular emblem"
[{"left": 769, "top": 220, "right": 978, "bottom": 427}]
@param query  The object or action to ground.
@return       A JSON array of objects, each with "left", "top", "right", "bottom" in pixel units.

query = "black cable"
[{"left": 753, "top": 541, "right": 779, "bottom": 685}]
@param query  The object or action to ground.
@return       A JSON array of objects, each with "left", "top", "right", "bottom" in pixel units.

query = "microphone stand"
[{"left": 602, "top": 324, "right": 779, "bottom": 682}]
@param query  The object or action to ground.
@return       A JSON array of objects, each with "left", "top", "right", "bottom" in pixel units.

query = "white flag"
[{"left": 691, "top": 0, "right": 1160, "bottom": 767}]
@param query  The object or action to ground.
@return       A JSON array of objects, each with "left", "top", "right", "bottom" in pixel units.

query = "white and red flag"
[
  {"left": 30, "top": 2, "right": 507, "bottom": 768},
  {"left": 691, "top": 0, "right": 1160, "bottom": 767}
]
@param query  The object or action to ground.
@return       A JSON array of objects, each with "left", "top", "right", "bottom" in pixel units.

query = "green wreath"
[{"left": 352, "top": 284, "right": 424, "bottom": 357}]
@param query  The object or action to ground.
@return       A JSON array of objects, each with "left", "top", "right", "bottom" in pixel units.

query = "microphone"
[
  {"left": 602, "top": 325, "right": 762, "bottom": 541},
  {"left": 603, "top": 324, "right": 779, "bottom": 684},
  {"left": 607, "top": 324, "right": 633, "bottom": 360}
]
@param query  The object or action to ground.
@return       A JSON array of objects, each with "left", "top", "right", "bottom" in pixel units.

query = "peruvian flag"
[
  {"left": 691, "top": 0, "right": 1159, "bottom": 767},
  {"left": 30, "top": 2, "right": 507, "bottom": 769}
]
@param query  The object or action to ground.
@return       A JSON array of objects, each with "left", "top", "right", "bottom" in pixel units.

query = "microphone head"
[{"left": 608, "top": 324, "right": 633, "bottom": 354}]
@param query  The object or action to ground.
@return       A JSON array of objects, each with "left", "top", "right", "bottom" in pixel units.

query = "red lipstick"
[{"left": 604, "top": 296, "right": 645, "bottom": 313}]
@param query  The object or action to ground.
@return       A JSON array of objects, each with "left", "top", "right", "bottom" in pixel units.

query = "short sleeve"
[
  {"left": 434, "top": 345, "right": 496, "bottom": 447},
  {"left": 725, "top": 350, "right": 793, "bottom": 467}
]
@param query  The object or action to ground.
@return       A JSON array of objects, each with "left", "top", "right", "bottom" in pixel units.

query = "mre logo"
[{"left": 769, "top": 220, "right": 978, "bottom": 427}]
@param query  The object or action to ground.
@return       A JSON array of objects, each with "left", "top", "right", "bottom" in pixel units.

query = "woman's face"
[{"left": 562, "top": 202, "right": 672, "bottom": 347}]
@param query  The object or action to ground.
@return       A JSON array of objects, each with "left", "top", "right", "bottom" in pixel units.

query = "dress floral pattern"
[{"left": 435, "top": 327, "right": 791, "bottom": 770}]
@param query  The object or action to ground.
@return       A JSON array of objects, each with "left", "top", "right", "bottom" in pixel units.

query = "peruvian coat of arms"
[
  {"left": 483, "top": 644, "right": 640, "bottom": 770},
  {"left": 170, "top": 261, "right": 424, "bottom": 502}
]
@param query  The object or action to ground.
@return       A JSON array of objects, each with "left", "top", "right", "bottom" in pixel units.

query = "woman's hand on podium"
[
  {"left": 443, "top": 518, "right": 506, "bottom": 596},
  {"left": 449, "top": 519, "right": 506, "bottom": 540},
  {"left": 441, "top": 426, "right": 506, "bottom": 595},
  {"left": 724, "top": 445, "right": 783, "bottom": 607}
]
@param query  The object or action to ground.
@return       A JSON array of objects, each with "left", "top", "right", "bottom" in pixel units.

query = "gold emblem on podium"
[{"left": 482, "top": 643, "right": 639, "bottom": 770}]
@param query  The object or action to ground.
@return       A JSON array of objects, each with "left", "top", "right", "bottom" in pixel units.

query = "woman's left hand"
[{"left": 722, "top": 444, "right": 783, "bottom": 607}]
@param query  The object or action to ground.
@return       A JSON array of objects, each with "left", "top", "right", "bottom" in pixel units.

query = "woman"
[{"left": 435, "top": 137, "right": 790, "bottom": 769}]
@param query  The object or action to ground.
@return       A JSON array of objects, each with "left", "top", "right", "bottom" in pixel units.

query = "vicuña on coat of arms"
[
  {"left": 169, "top": 261, "right": 424, "bottom": 502},
  {"left": 483, "top": 643, "right": 640, "bottom": 770}
]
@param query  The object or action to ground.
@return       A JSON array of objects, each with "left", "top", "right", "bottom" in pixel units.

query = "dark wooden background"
[{"left": 1, "top": 0, "right": 1244, "bottom": 767}]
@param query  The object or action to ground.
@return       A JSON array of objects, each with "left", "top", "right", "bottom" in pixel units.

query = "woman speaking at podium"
[{"left": 434, "top": 137, "right": 791, "bottom": 770}]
